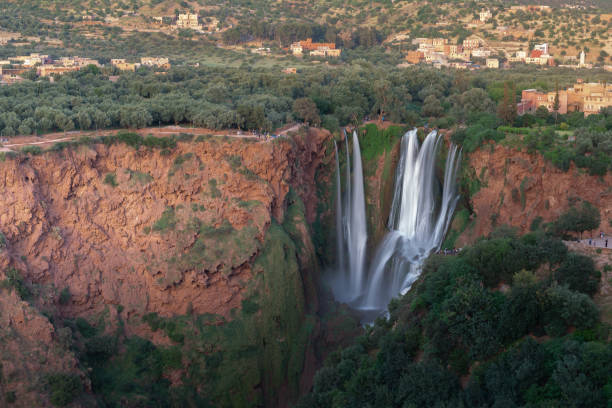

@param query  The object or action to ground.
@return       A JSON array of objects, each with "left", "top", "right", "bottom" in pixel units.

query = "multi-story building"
[
  {"left": 572, "top": 80, "right": 612, "bottom": 116},
  {"left": 37, "top": 65, "right": 81, "bottom": 77},
  {"left": 58, "top": 56, "right": 100, "bottom": 67},
  {"left": 479, "top": 9, "right": 492, "bottom": 22},
  {"left": 9, "top": 53, "right": 50, "bottom": 67},
  {"left": 472, "top": 48, "right": 492, "bottom": 58},
  {"left": 432, "top": 38, "right": 448, "bottom": 52},
  {"left": 309, "top": 47, "right": 341, "bottom": 57},
  {"left": 290, "top": 38, "right": 340, "bottom": 57},
  {"left": 486, "top": 58, "right": 499, "bottom": 68},
  {"left": 518, "top": 80, "right": 612, "bottom": 116},
  {"left": 0, "top": 73, "right": 25, "bottom": 85},
  {"left": 405, "top": 51, "right": 424, "bottom": 64},
  {"left": 140, "top": 57, "right": 171, "bottom": 69},
  {"left": 462, "top": 36, "right": 483, "bottom": 49},
  {"left": 111, "top": 59, "right": 141, "bottom": 71},
  {"left": 534, "top": 43, "right": 548, "bottom": 54},
  {"left": 176, "top": 13, "right": 201, "bottom": 30}
]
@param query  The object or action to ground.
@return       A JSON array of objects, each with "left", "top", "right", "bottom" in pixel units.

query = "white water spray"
[{"left": 331, "top": 128, "right": 461, "bottom": 319}]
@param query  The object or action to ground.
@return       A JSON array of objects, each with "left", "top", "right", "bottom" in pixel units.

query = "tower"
[{"left": 579, "top": 50, "right": 585, "bottom": 67}]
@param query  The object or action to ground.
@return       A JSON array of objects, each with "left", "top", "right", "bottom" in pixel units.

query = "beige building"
[
  {"left": 486, "top": 58, "right": 499, "bottom": 68},
  {"left": 140, "top": 57, "right": 170, "bottom": 69},
  {"left": 462, "top": 36, "right": 483, "bottom": 49},
  {"left": 291, "top": 38, "right": 340, "bottom": 57},
  {"left": 479, "top": 9, "right": 492, "bottom": 22},
  {"left": 37, "top": 65, "right": 80, "bottom": 77},
  {"left": 573, "top": 81, "right": 612, "bottom": 116},
  {"left": 176, "top": 13, "right": 201, "bottom": 30},
  {"left": 111, "top": 59, "right": 141, "bottom": 71},
  {"left": 519, "top": 80, "right": 612, "bottom": 116}
]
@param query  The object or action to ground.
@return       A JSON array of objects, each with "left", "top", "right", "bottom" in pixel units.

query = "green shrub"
[
  {"left": 1, "top": 268, "right": 31, "bottom": 299},
  {"left": 208, "top": 179, "right": 221, "bottom": 198},
  {"left": 152, "top": 207, "right": 177, "bottom": 232},
  {"left": 173, "top": 152, "right": 193, "bottom": 167},
  {"left": 46, "top": 373, "right": 82, "bottom": 407},
  {"left": 143, "top": 135, "right": 177, "bottom": 149},
  {"left": 5, "top": 391, "right": 16, "bottom": 404},
  {"left": 116, "top": 131, "right": 143, "bottom": 148},
  {"left": 103, "top": 173, "right": 118, "bottom": 187},
  {"left": 21, "top": 145, "right": 42, "bottom": 155},
  {"left": 59, "top": 287, "right": 71, "bottom": 305},
  {"left": 75, "top": 317, "right": 97, "bottom": 338}
]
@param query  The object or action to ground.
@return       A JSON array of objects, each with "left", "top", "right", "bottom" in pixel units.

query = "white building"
[
  {"left": 479, "top": 9, "right": 492, "bottom": 22},
  {"left": 534, "top": 43, "right": 549, "bottom": 54},
  {"left": 486, "top": 58, "right": 499, "bottom": 68}
]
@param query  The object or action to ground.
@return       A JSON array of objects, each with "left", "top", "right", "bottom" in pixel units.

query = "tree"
[
  {"left": 76, "top": 110, "right": 92, "bottom": 130},
  {"left": 55, "top": 112, "right": 74, "bottom": 134},
  {"left": 497, "top": 81, "right": 517, "bottom": 124},
  {"left": 292, "top": 98, "right": 320, "bottom": 127},
  {"left": 553, "top": 201, "right": 601, "bottom": 239},
  {"left": 372, "top": 79, "right": 392, "bottom": 121},
  {"left": 555, "top": 253, "right": 600, "bottom": 296},
  {"left": 92, "top": 110, "right": 110, "bottom": 134},
  {"left": 535, "top": 105, "right": 550, "bottom": 121},
  {"left": 422, "top": 95, "right": 443, "bottom": 118},
  {"left": 553, "top": 82, "right": 560, "bottom": 123}
]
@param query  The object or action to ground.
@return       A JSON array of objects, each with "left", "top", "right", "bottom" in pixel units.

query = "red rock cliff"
[
  {"left": 458, "top": 144, "right": 611, "bottom": 244},
  {"left": 0, "top": 129, "right": 329, "bottom": 334}
]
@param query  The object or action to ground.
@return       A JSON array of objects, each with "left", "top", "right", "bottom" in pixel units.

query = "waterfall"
[
  {"left": 363, "top": 129, "right": 461, "bottom": 312},
  {"left": 348, "top": 131, "right": 367, "bottom": 298},
  {"left": 334, "top": 141, "right": 346, "bottom": 277},
  {"left": 331, "top": 131, "right": 367, "bottom": 303},
  {"left": 331, "top": 128, "right": 461, "bottom": 320}
]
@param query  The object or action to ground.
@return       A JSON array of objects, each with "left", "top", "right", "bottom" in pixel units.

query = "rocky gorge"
[{"left": 0, "top": 126, "right": 609, "bottom": 407}]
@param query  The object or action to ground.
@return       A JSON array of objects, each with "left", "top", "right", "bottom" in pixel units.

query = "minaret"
[{"left": 579, "top": 50, "right": 585, "bottom": 67}]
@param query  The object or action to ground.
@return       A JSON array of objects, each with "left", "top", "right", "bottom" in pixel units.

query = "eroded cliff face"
[
  {"left": 458, "top": 144, "right": 612, "bottom": 244},
  {"left": 0, "top": 128, "right": 331, "bottom": 406}
]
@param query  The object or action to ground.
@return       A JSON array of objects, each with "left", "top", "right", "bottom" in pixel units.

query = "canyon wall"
[
  {"left": 458, "top": 143, "right": 611, "bottom": 244},
  {"left": 0, "top": 128, "right": 332, "bottom": 406}
]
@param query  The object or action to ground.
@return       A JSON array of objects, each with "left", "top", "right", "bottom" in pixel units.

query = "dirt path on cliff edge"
[{"left": 0, "top": 124, "right": 303, "bottom": 151}]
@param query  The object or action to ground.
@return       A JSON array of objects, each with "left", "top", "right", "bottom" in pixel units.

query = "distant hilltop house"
[
  {"left": 508, "top": 48, "right": 554, "bottom": 66},
  {"left": 486, "top": 58, "right": 499, "bottom": 68},
  {"left": 0, "top": 31, "right": 21, "bottom": 45},
  {"left": 462, "top": 36, "right": 484, "bottom": 49},
  {"left": 479, "top": 9, "right": 492, "bottom": 22},
  {"left": 111, "top": 59, "right": 141, "bottom": 71},
  {"left": 282, "top": 67, "right": 297, "bottom": 74},
  {"left": 518, "top": 80, "right": 612, "bottom": 116},
  {"left": 0, "top": 73, "right": 25, "bottom": 85},
  {"left": 290, "top": 39, "right": 341, "bottom": 57},
  {"left": 57, "top": 56, "right": 100, "bottom": 68},
  {"left": 525, "top": 49, "right": 555, "bottom": 66},
  {"left": 405, "top": 50, "right": 425, "bottom": 64},
  {"left": 534, "top": 43, "right": 548, "bottom": 54},
  {"left": 9, "top": 53, "right": 51, "bottom": 67},
  {"left": 37, "top": 65, "right": 80, "bottom": 77},
  {"left": 176, "top": 12, "right": 201, "bottom": 30},
  {"left": 140, "top": 57, "right": 171, "bottom": 69},
  {"left": 510, "top": 5, "right": 551, "bottom": 12},
  {"left": 251, "top": 48, "right": 271, "bottom": 55}
]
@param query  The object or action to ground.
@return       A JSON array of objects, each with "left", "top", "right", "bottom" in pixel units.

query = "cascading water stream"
[
  {"left": 334, "top": 141, "right": 346, "bottom": 279},
  {"left": 363, "top": 129, "right": 461, "bottom": 312},
  {"left": 348, "top": 131, "right": 368, "bottom": 297},
  {"left": 330, "top": 131, "right": 368, "bottom": 304},
  {"left": 331, "top": 128, "right": 461, "bottom": 320}
]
